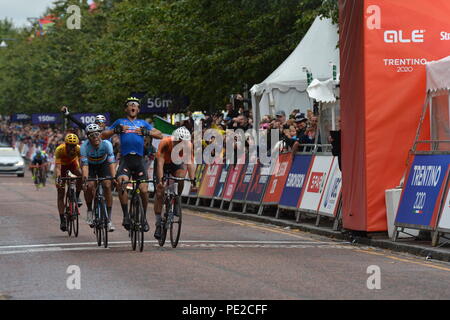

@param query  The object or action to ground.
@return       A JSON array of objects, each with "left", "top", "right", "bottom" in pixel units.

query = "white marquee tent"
[
  {"left": 250, "top": 16, "right": 339, "bottom": 125},
  {"left": 425, "top": 55, "right": 450, "bottom": 150}
]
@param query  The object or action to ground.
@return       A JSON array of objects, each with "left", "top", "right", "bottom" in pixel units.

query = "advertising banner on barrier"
[
  {"left": 318, "top": 158, "right": 342, "bottom": 217},
  {"left": 198, "top": 163, "right": 223, "bottom": 198},
  {"left": 298, "top": 156, "right": 334, "bottom": 212},
  {"left": 189, "top": 164, "right": 206, "bottom": 197},
  {"left": 32, "top": 113, "right": 62, "bottom": 125},
  {"left": 395, "top": 155, "right": 450, "bottom": 229},
  {"left": 223, "top": 164, "right": 245, "bottom": 201},
  {"left": 70, "top": 113, "right": 110, "bottom": 127},
  {"left": 437, "top": 179, "right": 450, "bottom": 231},
  {"left": 232, "top": 164, "right": 256, "bottom": 202},
  {"left": 279, "top": 155, "right": 313, "bottom": 209},
  {"left": 245, "top": 163, "right": 270, "bottom": 204},
  {"left": 213, "top": 164, "right": 231, "bottom": 199},
  {"left": 262, "top": 153, "right": 293, "bottom": 204}
]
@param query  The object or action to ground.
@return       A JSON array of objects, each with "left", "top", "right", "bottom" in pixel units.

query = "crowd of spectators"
[
  {"left": 173, "top": 94, "right": 325, "bottom": 162},
  {"left": 0, "top": 120, "right": 67, "bottom": 161},
  {"left": 0, "top": 119, "right": 116, "bottom": 158},
  {"left": 0, "top": 92, "right": 338, "bottom": 168}
]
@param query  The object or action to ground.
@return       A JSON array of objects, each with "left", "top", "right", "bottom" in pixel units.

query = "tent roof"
[
  {"left": 427, "top": 55, "right": 450, "bottom": 93},
  {"left": 250, "top": 16, "right": 339, "bottom": 96}
]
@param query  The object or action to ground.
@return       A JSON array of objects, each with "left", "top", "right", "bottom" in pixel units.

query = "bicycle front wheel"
[
  {"left": 159, "top": 198, "right": 170, "bottom": 247},
  {"left": 73, "top": 204, "right": 79, "bottom": 237},
  {"left": 129, "top": 198, "right": 137, "bottom": 251},
  {"left": 133, "top": 195, "right": 145, "bottom": 252},
  {"left": 102, "top": 203, "right": 108, "bottom": 248},
  {"left": 95, "top": 205, "right": 102, "bottom": 246},
  {"left": 170, "top": 196, "right": 182, "bottom": 248},
  {"left": 40, "top": 169, "right": 46, "bottom": 187},
  {"left": 67, "top": 201, "right": 73, "bottom": 237}
]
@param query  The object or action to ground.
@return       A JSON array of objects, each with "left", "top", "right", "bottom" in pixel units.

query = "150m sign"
[{"left": 32, "top": 113, "right": 61, "bottom": 125}]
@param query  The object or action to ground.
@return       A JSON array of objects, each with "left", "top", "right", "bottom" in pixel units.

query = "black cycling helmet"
[{"left": 125, "top": 96, "right": 141, "bottom": 107}]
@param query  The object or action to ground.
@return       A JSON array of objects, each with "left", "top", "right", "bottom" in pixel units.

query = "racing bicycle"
[
  {"left": 88, "top": 177, "right": 115, "bottom": 248},
  {"left": 60, "top": 176, "right": 81, "bottom": 237},
  {"left": 158, "top": 175, "right": 192, "bottom": 248},
  {"left": 122, "top": 179, "right": 152, "bottom": 252}
]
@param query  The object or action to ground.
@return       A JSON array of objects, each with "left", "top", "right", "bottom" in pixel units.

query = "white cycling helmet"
[
  {"left": 86, "top": 123, "right": 101, "bottom": 133},
  {"left": 95, "top": 115, "right": 106, "bottom": 123},
  {"left": 173, "top": 126, "right": 191, "bottom": 141}
]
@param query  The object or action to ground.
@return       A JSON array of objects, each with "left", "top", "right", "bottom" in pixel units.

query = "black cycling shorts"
[
  {"left": 87, "top": 162, "right": 112, "bottom": 178},
  {"left": 117, "top": 154, "right": 148, "bottom": 180},
  {"left": 154, "top": 160, "right": 186, "bottom": 184}
]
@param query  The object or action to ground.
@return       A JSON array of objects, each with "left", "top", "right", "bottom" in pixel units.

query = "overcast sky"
[{"left": 0, "top": 0, "right": 57, "bottom": 28}]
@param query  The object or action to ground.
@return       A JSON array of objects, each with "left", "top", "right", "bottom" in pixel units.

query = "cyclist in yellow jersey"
[{"left": 54, "top": 134, "right": 83, "bottom": 232}]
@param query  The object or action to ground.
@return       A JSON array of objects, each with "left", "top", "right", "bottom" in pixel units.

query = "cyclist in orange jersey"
[{"left": 153, "top": 127, "right": 196, "bottom": 240}]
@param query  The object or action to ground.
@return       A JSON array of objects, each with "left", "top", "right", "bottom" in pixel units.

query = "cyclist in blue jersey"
[
  {"left": 81, "top": 123, "right": 117, "bottom": 231},
  {"left": 102, "top": 96, "right": 163, "bottom": 232}
]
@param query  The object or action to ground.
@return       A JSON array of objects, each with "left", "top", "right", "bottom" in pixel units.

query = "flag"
[{"left": 153, "top": 116, "right": 176, "bottom": 135}]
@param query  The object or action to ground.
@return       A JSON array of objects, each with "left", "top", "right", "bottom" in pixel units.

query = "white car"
[{"left": 0, "top": 147, "right": 25, "bottom": 177}]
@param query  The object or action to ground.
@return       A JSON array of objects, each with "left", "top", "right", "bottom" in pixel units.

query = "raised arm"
[{"left": 61, "top": 106, "right": 86, "bottom": 130}]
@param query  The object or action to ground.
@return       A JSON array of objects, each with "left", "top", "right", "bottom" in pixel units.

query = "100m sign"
[{"left": 79, "top": 116, "right": 96, "bottom": 124}]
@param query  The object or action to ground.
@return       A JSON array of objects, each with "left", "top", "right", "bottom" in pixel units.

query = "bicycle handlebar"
[
  {"left": 29, "top": 164, "right": 46, "bottom": 168},
  {"left": 121, "top": 179, "right": 153, "bottom": 185},
  {"left": 87, "top": 177, "right": 116, "bottom": 182},
  {"left": 162, "top": 176, "right": 193, "bottom": 182},
  {"left": 60, "top": 176, "right": 82, "bottom": 181}
]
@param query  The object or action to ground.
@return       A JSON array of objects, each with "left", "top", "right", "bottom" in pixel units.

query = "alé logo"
[{"left": 366, "top": 5, "right": 425, "bottom": 43}]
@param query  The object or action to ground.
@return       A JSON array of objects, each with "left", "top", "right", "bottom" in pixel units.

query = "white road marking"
[
  {"left": 0, "top": 246, "right": 105, "bottom": 255},
  {"left": 0, "top": 240, "right": 352, "bottom": 255},
  {"left": 0, "top": 240, "right": 348, "bottom": 249}
]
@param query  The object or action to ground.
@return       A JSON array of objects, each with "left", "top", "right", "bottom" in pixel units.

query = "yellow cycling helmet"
[{"left": 65, "top": 133, "right": 79, "bottom": 145}]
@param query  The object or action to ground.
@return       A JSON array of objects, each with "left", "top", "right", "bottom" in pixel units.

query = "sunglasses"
[
  {"left": 95, "top": 120, "right": 106, "bottom": 124},
  {"left": 88, "top": 132, "right": 101, "bottom": 139},
  {"left": 127, "top": 102, "right": 140, "bottom": 107}
]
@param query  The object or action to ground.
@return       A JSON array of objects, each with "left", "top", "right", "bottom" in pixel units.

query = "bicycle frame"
[
  {"left": 158, "top": 175, "right": 191, "bottom": 248},
  {"left": 121, "top": 179, "right": 152, "bottom": 252},
  {"left": 60, "top": 176, "right": 81, "bottom": 237},
  {"left": 88, "top": 177, "right": 115, "bottom": 248}
]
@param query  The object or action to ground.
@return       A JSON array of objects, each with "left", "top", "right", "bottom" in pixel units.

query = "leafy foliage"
[{"left": 0, "top": 0, "right": 338, "bottom": 117}]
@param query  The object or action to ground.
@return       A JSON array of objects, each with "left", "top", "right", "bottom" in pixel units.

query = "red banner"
[
  {"left": 262, "top": 153, "right": 293, "bottom": 204},
  {"left": 222, "top": 164, "right": 245, "bottom": 201},
  {"left": 340, "top": 0, "right": 450, "bottom": 231},
  {"left": 198, "top": 163, "right": 223, "bottom": 198}
]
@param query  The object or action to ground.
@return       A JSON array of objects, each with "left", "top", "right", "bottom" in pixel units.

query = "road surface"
[{"left": 1, "top": 175, "right": 450, "bottom": 300}]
